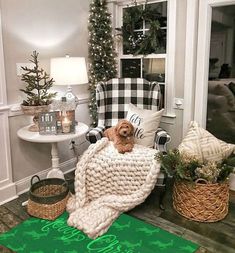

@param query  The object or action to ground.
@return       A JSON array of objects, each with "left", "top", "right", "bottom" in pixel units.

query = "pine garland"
[{"left": 88, "top": 0, "right": 117, "bottom": 126}]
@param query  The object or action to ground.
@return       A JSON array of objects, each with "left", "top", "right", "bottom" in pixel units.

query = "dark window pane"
[
  {"left": 122, "top": 2, "right": 167, "bottom": 55},
  {"left": 122, "top": 5, "right": 143, "bottom": 54},
  {"left": 143, "top": 58, "right": 165, "bottom": 109},
  {"left": 121, "top": 59, "right": 141, "bottom": 78},
  {"left": 159, "top": 84, "right": 165, "bottom": 109},
  {"left": 123, "top": 6, "right": 143, "bottom": 30},
  {"left": 143, "top": 58, "right": 165, "bottom": 82},
  {"left": 144, "top": 29, "right": 166, "bottom": 54},
  {"left": 145, "top": 2, "right": 167, "bottom": 29},
  {"left": 123, "top": 31, "right": 144, "bottom": 55}
]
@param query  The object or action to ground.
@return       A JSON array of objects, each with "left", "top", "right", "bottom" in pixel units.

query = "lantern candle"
[{"left": 62, "top": 117, "right": 71, "bottom": 133}]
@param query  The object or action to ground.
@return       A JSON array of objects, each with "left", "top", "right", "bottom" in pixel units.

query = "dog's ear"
[
  {"left": 120, "top": 119, "right": 127, "bottom": 125},
  {"left": 115, "top": 121, "right": 121, "bottom": 133},
  {"left": 130, "top": 123, "right": 134, "bottom": 135}
]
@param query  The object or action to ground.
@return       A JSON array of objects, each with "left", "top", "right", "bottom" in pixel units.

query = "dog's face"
[{"left": 115, "top": 120, "right": 134, "bottom": 137}]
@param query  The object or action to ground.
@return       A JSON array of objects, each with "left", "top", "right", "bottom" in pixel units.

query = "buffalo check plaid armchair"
[{"left": 86, "top": 78, "right": 171, "bottom": 209}]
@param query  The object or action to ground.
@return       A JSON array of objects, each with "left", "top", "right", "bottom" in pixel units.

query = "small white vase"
[{"left": 229, "top": 173, "right": 235, "bottom": 191}]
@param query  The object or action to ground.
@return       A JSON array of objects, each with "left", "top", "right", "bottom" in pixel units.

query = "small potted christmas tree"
[{"left": 20, "top": 51, "right": 57, "bottom": 131}]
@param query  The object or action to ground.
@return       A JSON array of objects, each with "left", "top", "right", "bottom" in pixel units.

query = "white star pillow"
[{"left": 178, "top": 121, "right": 235, "bottom": 163}]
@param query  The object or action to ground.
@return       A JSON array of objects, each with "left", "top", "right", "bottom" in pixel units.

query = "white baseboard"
[
  {"left": 0, "top": 182, "right": 18, "bottom": 205},
  {"left": 15, "top": 157, "right": 77, "bottom": 195}
]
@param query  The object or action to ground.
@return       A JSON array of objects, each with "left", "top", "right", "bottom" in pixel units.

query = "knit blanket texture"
[{"left": 67, "top": 138, "right": 160, "bottom": 239}]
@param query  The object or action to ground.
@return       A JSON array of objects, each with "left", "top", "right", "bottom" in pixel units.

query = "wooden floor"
[{"left": 0, "top": 173, "right": 235, "bottom": 253}]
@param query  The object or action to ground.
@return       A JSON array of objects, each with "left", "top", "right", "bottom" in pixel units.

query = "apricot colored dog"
[{"left": 104, "top": 119, "right": 134, "bottom": 154}]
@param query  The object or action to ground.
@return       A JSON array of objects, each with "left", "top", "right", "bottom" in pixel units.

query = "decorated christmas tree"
[{"left": 88, "top": 0, "right": 117, "bottom": 126}]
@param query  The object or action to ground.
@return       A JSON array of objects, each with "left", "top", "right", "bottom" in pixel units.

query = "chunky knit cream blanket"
[{"left": 67, "top": 138, "right": 160, "bottom": 239}]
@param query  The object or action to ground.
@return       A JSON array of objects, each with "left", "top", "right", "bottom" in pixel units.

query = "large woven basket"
[
  {"left": 27, "top": 175, "right": 69, "bottom": 220},
  {"left": 173, "top": 179, "right": 229, "bottom": 222}
]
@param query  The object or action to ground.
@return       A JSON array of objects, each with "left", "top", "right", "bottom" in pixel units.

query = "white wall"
[
  {"left": 1, "top": 0, "right": 90, "bottom": 104},
  {"left": 0, "top": 0, "right": 91, "bottom": 194}
]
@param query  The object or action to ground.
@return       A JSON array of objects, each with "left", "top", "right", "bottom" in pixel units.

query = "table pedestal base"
[{"left": 46, "top": 142, "right": 65, "bottom": 179}]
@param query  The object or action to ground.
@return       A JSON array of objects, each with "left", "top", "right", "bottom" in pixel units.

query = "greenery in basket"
[
  {"left": 156, "top": 150, "right": 235, "bottom": 183},
  {"left": 20, "top": 51, "right": 57, "bottom": 106}
]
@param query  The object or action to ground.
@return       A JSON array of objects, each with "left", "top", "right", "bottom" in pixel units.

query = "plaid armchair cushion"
[
  {"left": 154, "top": 128, "right": 171, "bottom": 153},
  {"left": 86, "top": 126, "right": 105, "bottom": 143},
  {"left": 97, "top": 78, "right": 160, "bottom": 127}
]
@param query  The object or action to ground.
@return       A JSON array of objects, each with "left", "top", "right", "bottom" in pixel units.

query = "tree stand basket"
[
  {"left": 27, "top": 175, "right": 69, "bottom": 220},
  {"left": 173, "top": 179, "right": 229, "bottom": 222}
]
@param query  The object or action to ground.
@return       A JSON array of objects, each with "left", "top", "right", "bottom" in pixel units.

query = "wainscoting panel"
[{"left": 0, "top": 109, "right": 17, "bottom": 205}]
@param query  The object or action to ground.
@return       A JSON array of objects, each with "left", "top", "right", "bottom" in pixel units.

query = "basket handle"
[
  {"left": 62, "top": 181, "right": 68, "bottom": 188},
  {"left": 30, "top": 175, "right": 40, "bottom": 186},
  {"left": 195, "top": 178, "right": 208, "bottom": 184}
]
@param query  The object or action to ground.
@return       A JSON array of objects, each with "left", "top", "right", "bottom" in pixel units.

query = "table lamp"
[{"left": 50, "top": 56, "right": 88, "bottom": 105}]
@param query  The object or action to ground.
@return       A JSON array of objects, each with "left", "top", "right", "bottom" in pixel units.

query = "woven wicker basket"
[
  {"left": 27, "top": 175, "right": 69, "bottom": 220},
  {"left": 173, "top": 179, "right": 229, "bottom": 222}
]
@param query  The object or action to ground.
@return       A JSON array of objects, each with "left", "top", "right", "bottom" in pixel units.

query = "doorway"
[
  {"left": 207, "top": 5, "right": 235, "bottom": 143},
  {"left": 194, "top": 0, "right": 235, "bottom": 144}
]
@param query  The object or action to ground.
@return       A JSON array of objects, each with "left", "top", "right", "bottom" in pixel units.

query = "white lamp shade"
[{"left": 50, "top": 56, "right": 88, "bottom": 85}]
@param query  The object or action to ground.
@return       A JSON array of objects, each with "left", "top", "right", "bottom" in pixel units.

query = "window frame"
[{"left": 115, "top": 0, "right": 177, "bottom": 118}]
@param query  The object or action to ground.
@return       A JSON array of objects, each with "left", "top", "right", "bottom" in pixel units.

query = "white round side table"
[{"left": 17, "top": 122, "right": 89, "bottom": 179}]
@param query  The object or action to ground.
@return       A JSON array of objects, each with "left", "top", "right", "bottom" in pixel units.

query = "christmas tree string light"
[{"left": 88, "top": 0, "right": 117, "bottom": 126}]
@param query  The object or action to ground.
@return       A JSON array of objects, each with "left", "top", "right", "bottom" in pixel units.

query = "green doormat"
[{"left": 0, "top": 212, "right": 198, "bottom": 253}]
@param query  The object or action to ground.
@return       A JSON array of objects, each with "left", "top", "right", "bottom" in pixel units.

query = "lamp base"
[
  {"left": 63, "top": 86, "right": 78, "bottom": 125},
  {"left": 63, "top": 86, "right": 79, "bottom": 107}
]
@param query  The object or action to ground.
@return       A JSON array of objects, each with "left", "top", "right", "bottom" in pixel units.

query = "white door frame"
[
  {"left": 183, "top": 0, "right": 199, "bottom": 135},
  {"left": 194, "top": 0, "right": 235, "bottom": 127},
  {"left": 0, "top": 9, "right": 17, "bottom": 204}
]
